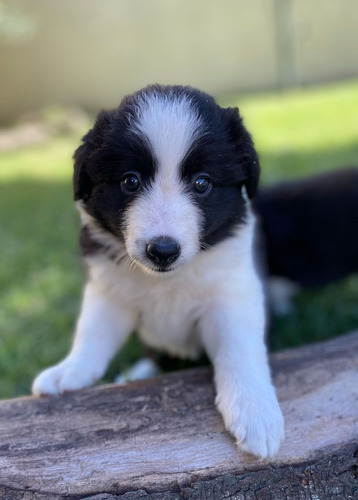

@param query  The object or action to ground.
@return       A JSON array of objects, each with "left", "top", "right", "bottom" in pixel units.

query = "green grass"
[
  {"left": 222, "top": 80, "right": 358, "bottom": 182},
  {"left": 1, "top": 80, "right": 358, "bottom": 398}
]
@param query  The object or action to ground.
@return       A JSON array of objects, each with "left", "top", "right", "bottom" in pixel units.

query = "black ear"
[
  {"left": 74, "top": 110, "right": 116, "bottom": 201},
  {"left": 73, "top": 129, "right": 94, "bottom": 202},
  {"left": 221, "top": 106, "right": 260, "bottom": 199}
]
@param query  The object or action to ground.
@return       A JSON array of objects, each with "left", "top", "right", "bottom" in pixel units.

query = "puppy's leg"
[
  {"left": 32, "top": 281, "right": 136, "bottom": 396},
  {"left": 200, "top": 295, "right": 284, "bottom": 459}
]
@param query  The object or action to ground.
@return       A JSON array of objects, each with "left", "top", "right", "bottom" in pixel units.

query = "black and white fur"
[{"left": 32, "top": 85, "right": 284, "bottom": 458}]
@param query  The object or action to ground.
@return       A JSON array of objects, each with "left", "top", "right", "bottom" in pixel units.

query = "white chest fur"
[{"left": 86, "top": 217, "right": 258, "bottom": 359}]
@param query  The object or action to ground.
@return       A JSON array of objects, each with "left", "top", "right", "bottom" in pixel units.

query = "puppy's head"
[{"left": 74, "top": 85, "right": 260, "bottom": 274}]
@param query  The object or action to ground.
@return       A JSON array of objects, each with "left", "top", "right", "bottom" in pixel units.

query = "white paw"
[
  {"left": 32, "top": 358, "right": 102, "bottom": 396},
  {"left": 217, "top": 385, "right": 284, "bottom": 459},
  {"left": 114, "top": 358, "right": 160, "bottom": 384}
]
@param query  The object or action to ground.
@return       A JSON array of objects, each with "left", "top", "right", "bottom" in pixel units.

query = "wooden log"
[{"left": 1, "top": 331, "right": 358, "bottom": 499}]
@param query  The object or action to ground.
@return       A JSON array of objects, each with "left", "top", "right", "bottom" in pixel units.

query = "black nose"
[{"left": 146, "top": 236, "right": 181, "bottom": 266}]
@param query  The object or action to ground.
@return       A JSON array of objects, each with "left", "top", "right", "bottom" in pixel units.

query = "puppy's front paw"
[
  {"left": 32, "top": 358, "right": 101, "bottom": 396},
  {"left": 217, "top": 385, "right": 284, "bottom": 459}
]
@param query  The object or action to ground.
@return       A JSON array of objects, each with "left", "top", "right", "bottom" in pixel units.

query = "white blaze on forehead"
[
  {"left": 132, "top": 92, "right": 203, "bottom": 172},
  {"left": 123, "top": 90, "right": 204, "bottom": 271}
]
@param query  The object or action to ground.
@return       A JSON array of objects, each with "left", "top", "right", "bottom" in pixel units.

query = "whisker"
[
  {"left": 200, "top": 240, "right": 212, "bottom": 251},
  {"left": 121, "top": 255, "right": 133, "bottom": 272}
]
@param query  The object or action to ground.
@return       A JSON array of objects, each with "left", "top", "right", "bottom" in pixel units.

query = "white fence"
[{"left": 0, "top": 0, "right": 357, "bottom": 123}]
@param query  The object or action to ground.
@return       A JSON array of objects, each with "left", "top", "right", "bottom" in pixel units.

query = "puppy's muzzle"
[{"left": 146, "top": 236, "right": 181, "bottom": 268}]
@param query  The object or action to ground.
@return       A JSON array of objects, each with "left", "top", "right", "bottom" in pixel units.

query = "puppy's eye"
[
  {"left": 121, "top": 173, "right": 141, "bottom": 193},
  {"left": 193, "top": 175, "right": 212, "bottom": 195}
]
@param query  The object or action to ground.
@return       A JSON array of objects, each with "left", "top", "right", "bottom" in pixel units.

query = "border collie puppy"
[
  {"left": 32, "top": 85, "right": 284, "bottom": 458},
  {"left": 254, "top": 168, "right": 358, "bottom": 313}
]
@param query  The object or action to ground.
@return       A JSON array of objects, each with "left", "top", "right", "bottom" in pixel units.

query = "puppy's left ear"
[
  {"left": 73, "top": 110, "right": 115, "bottom": 202},
  {"left": 221, "top": 106, "right": 260, "bottom": 199}
]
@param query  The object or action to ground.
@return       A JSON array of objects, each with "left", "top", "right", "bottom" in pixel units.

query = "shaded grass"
[
  {"left": 0, "top": 179, "right": 80, "bottom": 396},
  {"left": 1, "top": 80, "right": 358, "bottom": 398}
]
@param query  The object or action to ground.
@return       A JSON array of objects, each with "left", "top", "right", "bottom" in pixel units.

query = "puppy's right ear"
[
  {"left": 73, "top": 129, "right": 94, "bottom": 202},
  {"left": 220, "top": 106, "right": 260, "bottom": 199}
]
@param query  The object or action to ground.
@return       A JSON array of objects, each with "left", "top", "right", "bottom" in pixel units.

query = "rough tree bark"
[{"left": 0, "top": 331, "right": 358, "bottom": 499}]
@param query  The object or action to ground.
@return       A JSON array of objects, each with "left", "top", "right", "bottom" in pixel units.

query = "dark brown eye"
[
  {"left": 121, "top": 174, "right": 140, "bottom": 193},
  {"left": 194, "top": 175, "right": 212, "bottom": 195}
]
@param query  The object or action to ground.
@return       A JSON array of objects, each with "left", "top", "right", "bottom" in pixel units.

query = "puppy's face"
[{"left": 74, "top": 85, "right": 259, "bottom": 274}]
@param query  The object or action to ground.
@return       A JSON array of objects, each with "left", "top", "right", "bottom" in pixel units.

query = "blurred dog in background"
[{"left": 254, "top": 167, "right": 358, "bottom": 314}]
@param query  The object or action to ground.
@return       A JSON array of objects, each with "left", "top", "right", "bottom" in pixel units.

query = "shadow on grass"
[{"left": 0, "top": 179, "right": 81, "bottom": 397}]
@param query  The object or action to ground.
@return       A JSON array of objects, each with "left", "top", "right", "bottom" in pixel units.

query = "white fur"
[
  {"left": 114, "top": 358, "right": 160, "bottom": 384},
  {"left": 33, "top": 93, "right": 284, "bottom": 458}
]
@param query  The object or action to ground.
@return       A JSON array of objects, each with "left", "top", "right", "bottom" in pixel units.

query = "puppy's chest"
[
  {"left": 93, "top": 257, "right": 220, "bottom": 357},
  {"left": 135, "top": 282, "right": 202, "bottom": 358}
]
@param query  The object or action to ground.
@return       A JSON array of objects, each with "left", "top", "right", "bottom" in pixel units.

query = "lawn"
[{"left": 1, "top": 80, "right": 358, "bottom": 398}]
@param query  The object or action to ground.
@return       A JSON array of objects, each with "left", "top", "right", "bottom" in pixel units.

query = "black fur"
[
  {"left": 254, "top": 167, "right": 358, "bottom": 287},
  {"left": 180, "top": 98, "right": 259, "bottom": 247}
]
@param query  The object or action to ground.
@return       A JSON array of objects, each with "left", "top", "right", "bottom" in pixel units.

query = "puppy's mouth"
[
  {"left": 149, "top": 264, "right": 178, "bottom": 274},
  {"left": 131, "top": 258, "right": 181, "bottom": 276}
]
